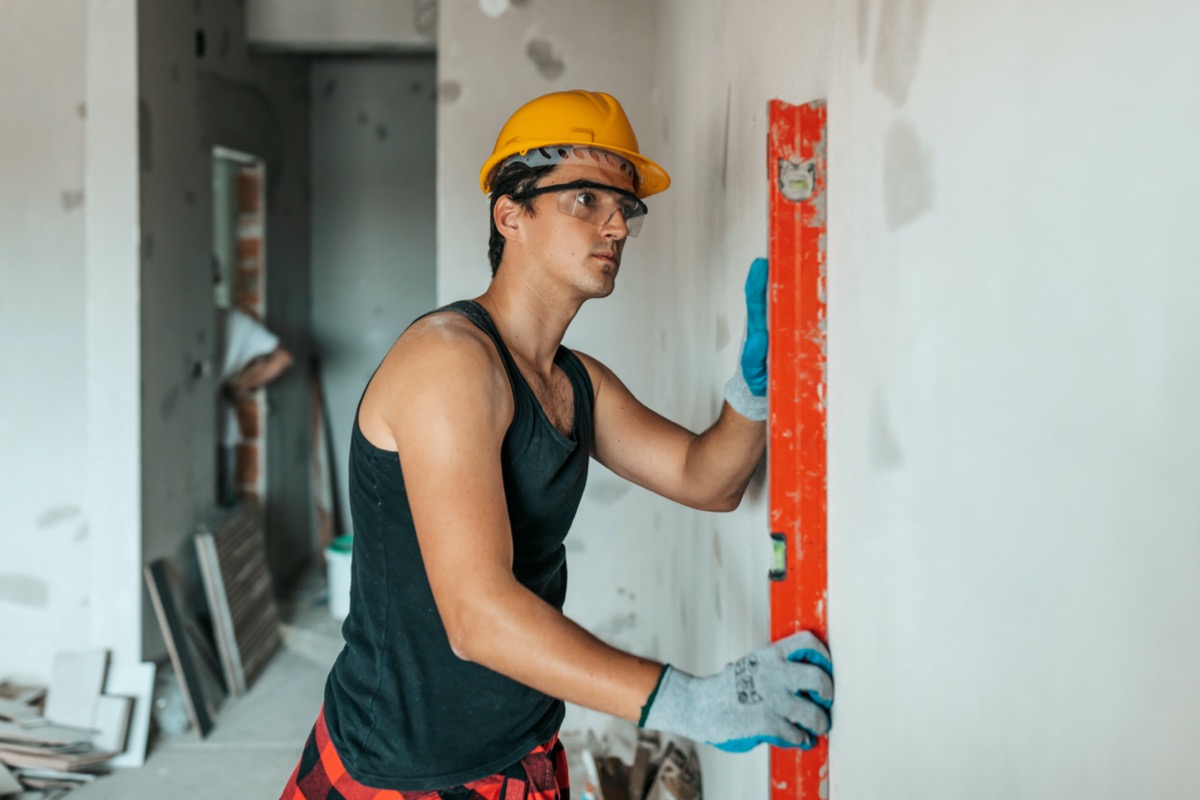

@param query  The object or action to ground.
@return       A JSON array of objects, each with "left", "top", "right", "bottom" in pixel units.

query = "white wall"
[
  {"left": 821, "top": 1, "right": 1200, "bottom": 796},
  {"left": 311, "top": 57, "right": 438, "bottom": 524},
  {"left": 0, "top": 1, "right": 92, "bottom": 680}
]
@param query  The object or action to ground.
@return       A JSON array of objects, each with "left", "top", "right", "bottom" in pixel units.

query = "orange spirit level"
[{"left": 767, "top": 98, "right": 829, "bottom": 800}]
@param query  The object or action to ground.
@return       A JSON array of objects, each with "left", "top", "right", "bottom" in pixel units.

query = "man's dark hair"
[{"left": 487, "top": 162, "right": 557, "bottom": 276}]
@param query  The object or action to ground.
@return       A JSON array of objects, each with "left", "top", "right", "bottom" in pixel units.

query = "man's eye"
[
  {"left": 575, "top": 191, "right": 597, "bottom": 206},
  {"left": 619, "top": 201, "right": 640, "bottom": 217}
]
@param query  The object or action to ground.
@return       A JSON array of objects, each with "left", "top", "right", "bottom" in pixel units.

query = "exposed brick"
[{"left": 236, "top": 170, "right": 262, "bottom": 213}]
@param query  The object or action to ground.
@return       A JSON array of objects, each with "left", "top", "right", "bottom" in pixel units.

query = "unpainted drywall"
[
  {"left": 310, "top": 57, "right": 438, "bottom": 525},
  {"left": 137, "top": 0, "right": 313, "bottom": 657},
  {"left": 821, "top": 0, "right": 1200, "bottom": 796},
  {"left": 0, "top": 1, "right": 92, "bottom": 679}
]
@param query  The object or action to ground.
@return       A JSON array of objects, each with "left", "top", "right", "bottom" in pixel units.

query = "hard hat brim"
[{"left": 480, "top": 140, "right": 671, "bottom": 199}]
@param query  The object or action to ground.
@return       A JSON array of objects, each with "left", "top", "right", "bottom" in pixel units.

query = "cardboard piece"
[
  {"left": 102, "top": 662, "right": 155, "bottom": 768},
  {"left": 42, "top": 651, "right": 108, "bottom": 729}
]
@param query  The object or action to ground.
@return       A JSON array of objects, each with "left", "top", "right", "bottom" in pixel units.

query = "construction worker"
[{"left": 280, "top": 90, "right": 833, "bottom": 800}]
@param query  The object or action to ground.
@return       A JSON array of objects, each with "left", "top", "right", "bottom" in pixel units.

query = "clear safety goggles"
[{"left": 512, "top": 180, "right": 648, "bottom": 237}]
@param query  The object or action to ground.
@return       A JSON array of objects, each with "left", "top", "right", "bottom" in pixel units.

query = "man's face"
[{"left": 519, "top": 159, "right": 640, "bottom": 299}]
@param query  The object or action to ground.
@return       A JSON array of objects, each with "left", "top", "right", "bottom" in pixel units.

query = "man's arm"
[
  {"left": 360, "top": 317, "right": 663, "bottom": 722},
  {"left": 227, "top": 346, "right": 293, "bottom": 396},
  {"left": 576, "top": 353, "right": 765, "bottom": 512}
]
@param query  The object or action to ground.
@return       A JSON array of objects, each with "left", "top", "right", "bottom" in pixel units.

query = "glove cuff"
[
  {"left": 639, "top": 666, "right": 698, "bottom": 736},
  {"left": 724, "top": 372, "right": 768, "bottom": 421},
  {"left": 638, "top": 665, "right": 671, "bottom": 728}
]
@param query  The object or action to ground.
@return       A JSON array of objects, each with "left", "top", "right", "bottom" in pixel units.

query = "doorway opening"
[{"left": 212, "top": 146, "right": 271, "bottom": 510}]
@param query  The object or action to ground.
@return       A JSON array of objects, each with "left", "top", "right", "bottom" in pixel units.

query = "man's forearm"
[
  {"left": 679, "top": 401, "right": 767, "bottom": 511},
  {"left": 450, "top": 578, "right": 664, "bottom": 722}
]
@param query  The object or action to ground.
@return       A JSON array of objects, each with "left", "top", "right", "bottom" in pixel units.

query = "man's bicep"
[
  {"left": 387, "top": 342, "right": 517, "bottom": 648},
  {"left": 576, "top": 351, "right": 698, "bottom": 501}
]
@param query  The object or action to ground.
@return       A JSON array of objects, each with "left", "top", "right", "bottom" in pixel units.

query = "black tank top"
[{"left": 322, "top": 300, "right": 594, "bottom": 790}]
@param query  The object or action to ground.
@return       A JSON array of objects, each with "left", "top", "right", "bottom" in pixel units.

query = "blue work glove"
[
  {"left": 640, "top": 631, "right": 833, "bottom": 752},
  {"left": 724, "top": 257, "right": 769, "bottom": 420}
]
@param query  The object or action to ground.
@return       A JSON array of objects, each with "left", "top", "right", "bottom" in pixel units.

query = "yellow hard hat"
[{"left": 479, "top": 90, "right": 670, "bottom": 199}]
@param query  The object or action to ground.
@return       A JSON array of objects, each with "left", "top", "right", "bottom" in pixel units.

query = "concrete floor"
[{"left": 70, "top": 585, "right": 345, "bottom": 800}]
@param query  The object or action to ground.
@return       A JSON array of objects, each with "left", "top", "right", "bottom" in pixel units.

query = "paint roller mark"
[
  {"left": 526, "top": 40, "right": 565, "bottom": 80},
  {"left": 161, "top": 386, "right": 181, "bottom": 420},
  {"left": 593, "top": 612, "right": 637, "bottom": 641},
  {"left": 870, "top": 386, "right": 904, "bottom": 470},
  {"left": 589, "top": 479, "right": 630, "bottom": 504},
  {"left": 0, "top": 575, "right": 49, "bottom": 609},
  {"left": 61, "top": 191, "right": 84, "bottom": 212},
  {"left": 857, "top": 0, "right": 871, "bottom": 63},
  {"left": 37, "top": 506, "right": 81, "bottom": 529},
  {"left": 139, "top": 98, "right": 153, "bottom": 171},
  {"left": 720, "top": 84, "right": 732, "bottom": 190},
  {"left": 873, "top": 0, "right": 930, "bottom": 107},
  {"left": 883, "top": 118, "right": 935, "bottom": 229},
  {"left": 438, "top": 81, "right": 462, "bottom": 104},
  {"left": 716, "top": 314, "right": 730, "bottom": 352},
  {"left": 714, "top": 588, "right": 723, "bottom": 621}
]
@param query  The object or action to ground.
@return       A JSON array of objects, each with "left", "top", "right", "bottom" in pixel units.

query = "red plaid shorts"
[{"left": 279, "top": 707, "right": 570, "bottom": 800}]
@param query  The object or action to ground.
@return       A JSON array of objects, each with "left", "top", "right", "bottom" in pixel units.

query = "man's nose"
[{"left": 599, "top": 205, "right": 630, "bottom": 238}]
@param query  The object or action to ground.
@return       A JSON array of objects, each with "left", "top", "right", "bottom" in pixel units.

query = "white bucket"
[{"left": 326, "top": 535, "right": 353, "bottom": 620}]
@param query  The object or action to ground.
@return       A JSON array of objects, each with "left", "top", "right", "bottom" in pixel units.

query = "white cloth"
[{"left": 221, "top": 308, "right": 280, "bottom": 445}]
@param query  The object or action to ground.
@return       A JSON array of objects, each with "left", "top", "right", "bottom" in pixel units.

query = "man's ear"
[{"left": 493, "top": 195, "right": 527, "bottom": 245}]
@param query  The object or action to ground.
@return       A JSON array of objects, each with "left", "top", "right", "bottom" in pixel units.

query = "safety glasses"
[{"left": 511, "top": 180, "right": 648, "bottom": 237}]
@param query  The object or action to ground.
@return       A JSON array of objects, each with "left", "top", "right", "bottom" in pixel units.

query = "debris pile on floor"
[
  {"left": 0, "top": 650, "right": 155, "bottom": 799},
  {"left": 564, "top": 723, "right": 702, "bottom": 800}
]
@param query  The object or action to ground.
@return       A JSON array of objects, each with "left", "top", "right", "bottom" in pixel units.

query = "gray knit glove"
[{"left": 639, "top": 631, "right": 833, "bottom": 752}]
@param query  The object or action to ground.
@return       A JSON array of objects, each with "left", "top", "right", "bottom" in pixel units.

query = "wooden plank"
[
  {"left": 767, "top": 98, "right": 829, "bottom": 800},
  {"left": 193, "top": 504, "right": 281, "bottom": 697},
  {"left": 144, "top": 560, "right": 216, "bottom": 738}
]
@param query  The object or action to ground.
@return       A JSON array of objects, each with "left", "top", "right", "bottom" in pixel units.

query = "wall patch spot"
[
  {"left": 438, "top": 81, "right": 462, "bottom": 104},
  {"left": 883, "top": 118, "right": 935, "bottom": 229},
  {"left": 589, "top": 478, "right": 630, "bottom": 505},
  {"left": 479, "top": 0, "right": 511, "bottom": 18},
  {"left": 872, "top": 0, "right": 930, "bottom": 107},
  {"left": 161, "top": 386, "right": 181, "bottom": 420},
  {"left": 76, "top": 102, "right": 87, "bottom": 119},
  {"left": 526, "top": 40, "right": 565, "bottom": 81},
  {"left": 322, "top": 79, "right": 337, "bottom": 97},
  {"left": 61, "top": 191, "right": 84, "bottom": 212},
  {"left": 716, "top": 314, "right": 730, "bottom": 352},
  {"left": 74, "top": 523, "right": 88, "bottom": 543},
  {"left": 358, "top": 111, "right": 369, "bottom": 125},
  {"left": 37, "top": 506, "right": 81, "bottom": 529},
  {"left": 857, "top": 0, "right": 871, "bottom": 64},
  {"left": 413, "top": 0, "right": 437, "bottom": 36},
  {"left": 375, "top": 125, "right": 389, "bottom": 141},
  {"left": 870, "top": 386, "right": 904, "bottom": 470},
  {"left": 0, "top": 575, "right": 50, "bottom": 609},
  {"left": 184, "top": 189, "right": 197, "bottom": 206}
]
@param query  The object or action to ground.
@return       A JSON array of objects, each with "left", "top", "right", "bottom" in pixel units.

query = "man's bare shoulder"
[{"left": 359, "top": 310, "right": 511, "bottom": 450}]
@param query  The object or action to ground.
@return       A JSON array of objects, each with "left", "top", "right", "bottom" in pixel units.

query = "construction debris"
[
  {"left": 565, "top": 722, "right": 702, "bottom": 800},
  {"left": 0, "top": 651, "right": 156, "bottom": 798}
]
